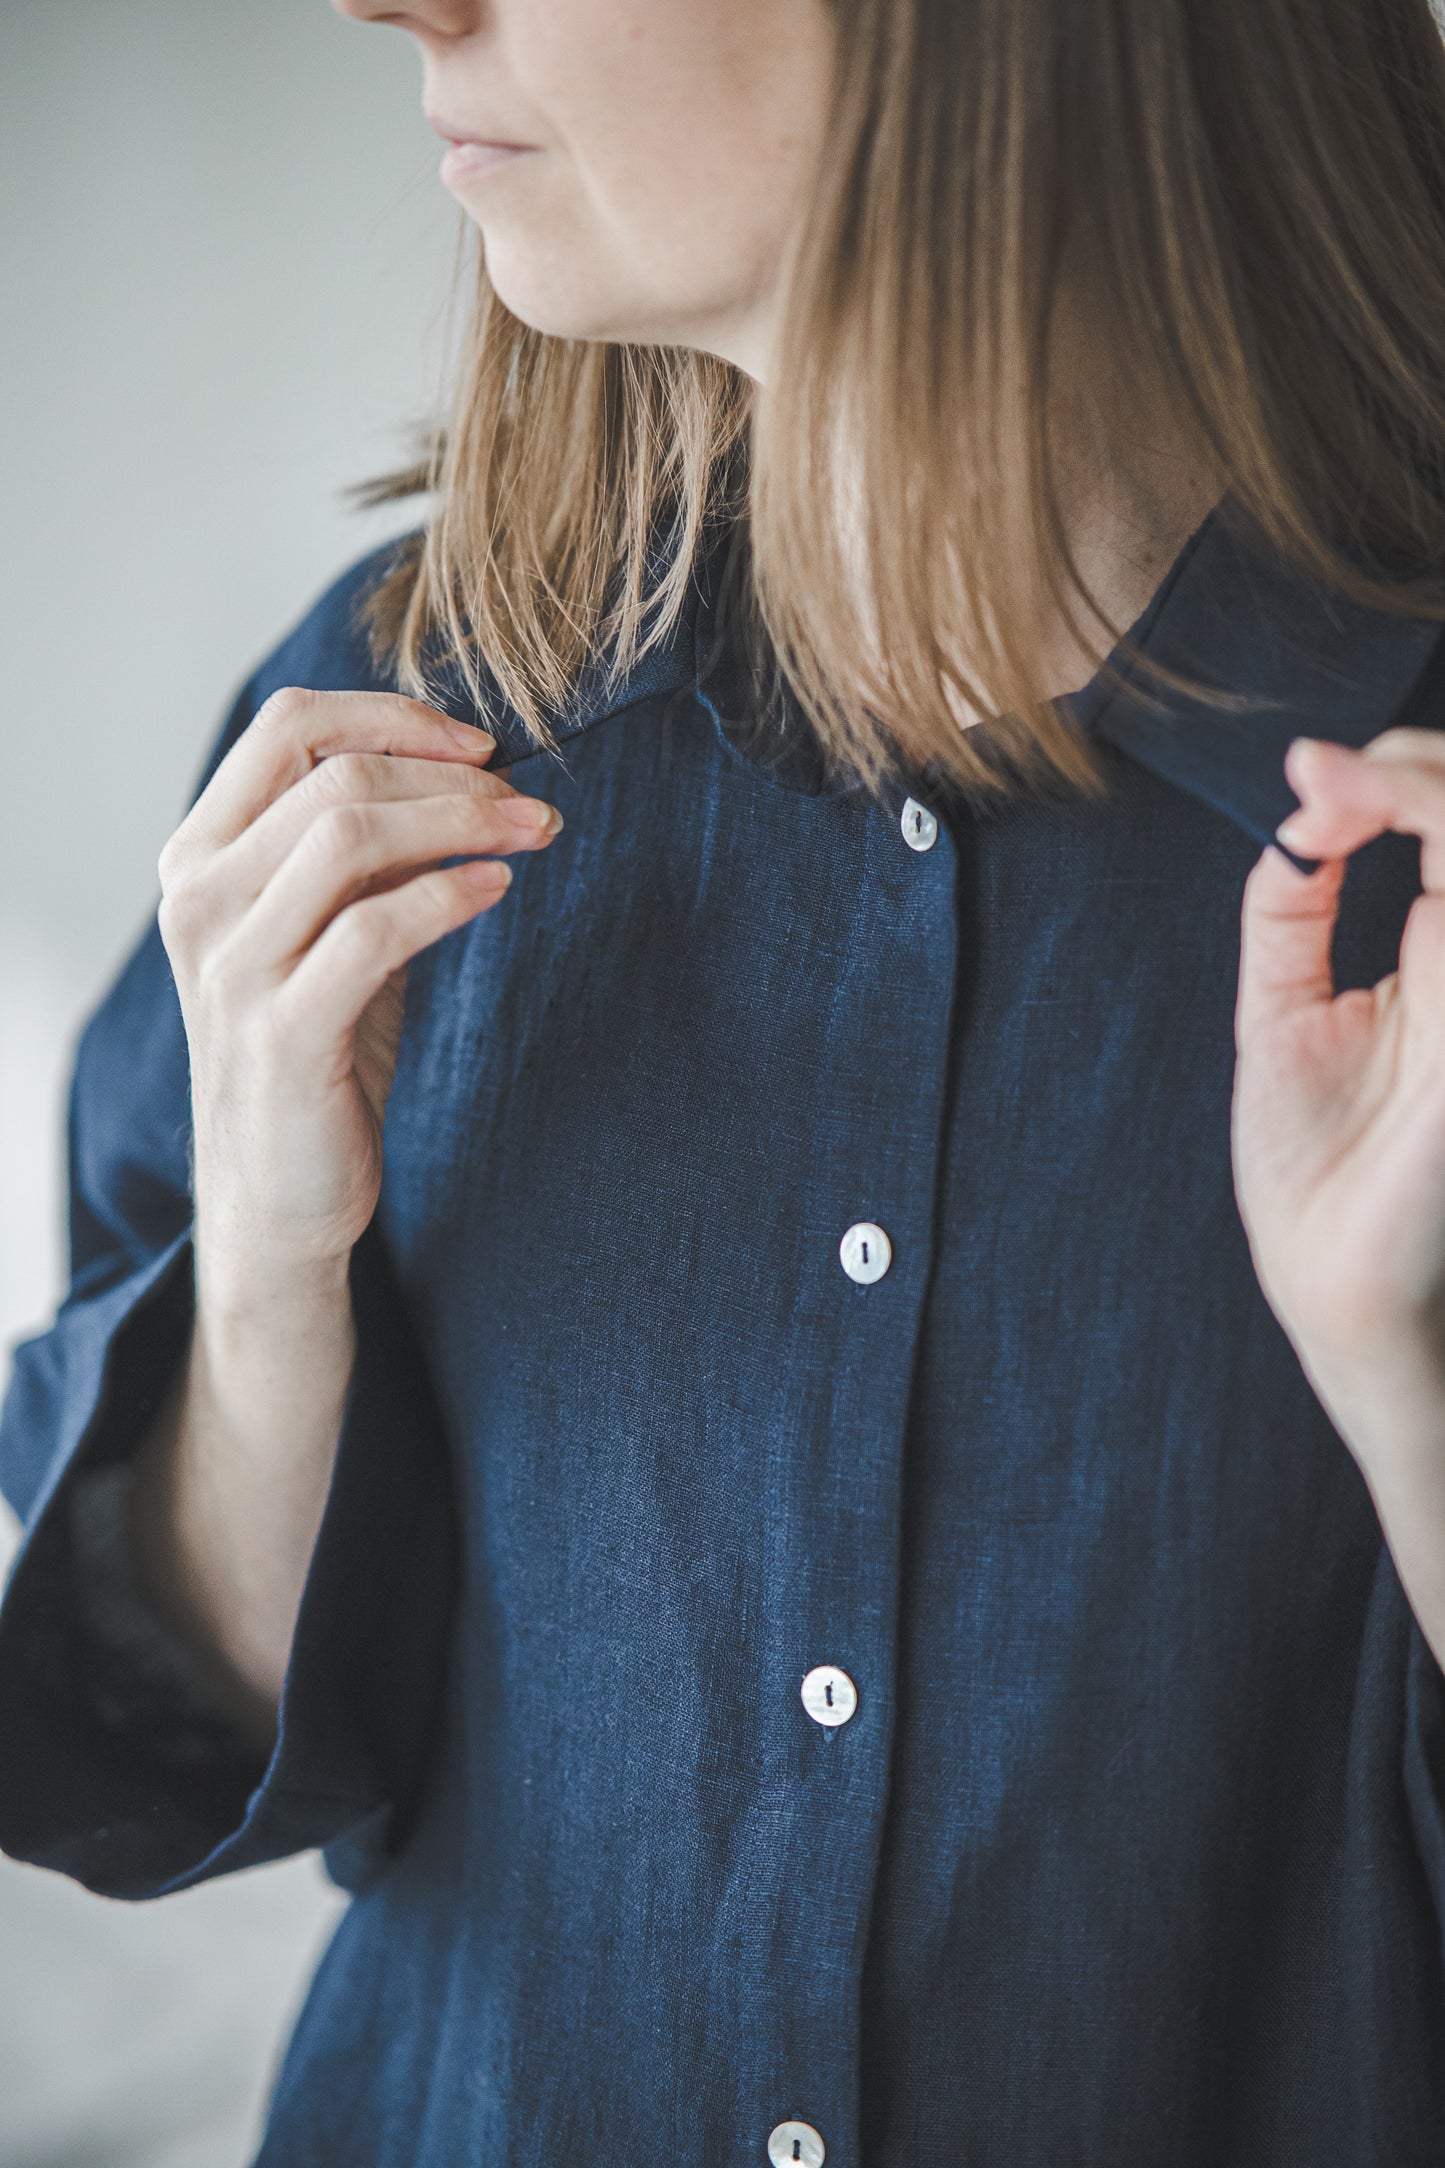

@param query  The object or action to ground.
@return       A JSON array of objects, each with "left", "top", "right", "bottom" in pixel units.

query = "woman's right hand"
[{"left": 157, "top": 685, "right": 561, "bottom": 1300}]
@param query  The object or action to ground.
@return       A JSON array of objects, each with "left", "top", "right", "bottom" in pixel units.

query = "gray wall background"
[{"left": 1, "top": 3, "right": 460, "bottom": 2158}]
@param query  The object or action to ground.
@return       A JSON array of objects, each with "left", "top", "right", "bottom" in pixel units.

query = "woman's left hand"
[{"left": 1233, "top": 728, "right": 1445, "bottom": 1649}]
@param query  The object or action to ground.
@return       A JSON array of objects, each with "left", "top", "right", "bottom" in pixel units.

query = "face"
[{"left": 332, "top": 0, "right": 835, "bottom": 378}]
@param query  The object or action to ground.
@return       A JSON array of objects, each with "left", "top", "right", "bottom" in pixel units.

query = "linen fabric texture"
[{"left": 2, "top": 504, "right": 1444, "bottom": 2165}]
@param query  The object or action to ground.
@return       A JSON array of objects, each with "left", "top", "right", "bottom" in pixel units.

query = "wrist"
[
  {"left": 1295, "top": 1328, "right": 1445, "bottom": 1463},
  {"left": 192, "top": 1254, "right": 357, "bottom": 1412},
  {"left": 194, "top": 1231, "right": 354, "bottom": 1335}
]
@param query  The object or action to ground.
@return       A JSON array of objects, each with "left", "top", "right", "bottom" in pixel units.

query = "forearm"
[
  {"left": 111, "top": 686, "right": 544, "bottom": 1747},
  {"left": 1301, "top": 1337, "right": 1445, "bottom": 1674},
  {"left": 127, "top": 1246, "right": 357, "bottom": 1744}
]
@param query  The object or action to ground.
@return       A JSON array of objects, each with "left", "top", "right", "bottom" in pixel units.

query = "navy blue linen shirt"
[{"left": 2, "top": 504, "right": 1445, "bottom": 2165}]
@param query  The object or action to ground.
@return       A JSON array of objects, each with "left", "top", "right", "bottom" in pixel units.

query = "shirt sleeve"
[
  {"left": 0, "top": 674, "right": 458, "bottom": 1903},
  {"left": 66, "top": 1460, "right": 272, "bottom": 1764}
]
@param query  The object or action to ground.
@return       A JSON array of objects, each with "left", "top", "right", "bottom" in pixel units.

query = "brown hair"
[{"left": 367, "top": 0, "right": 1445, "bottom": 796}]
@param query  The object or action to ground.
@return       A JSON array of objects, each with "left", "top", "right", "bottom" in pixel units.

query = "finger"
[
  {"left": 1236, "top": 843, "right": 1347, "bottom": 1042},
  {"left": 1362, "top": 729, "right": 1445, "bottom": 889},
  {"left": 1364, "top": 724, "right": 1445, "bottom": 774},
  {"left": 215, "top": 751, "right": 537, "bottom": 905},
  {"left": 1276, "top": 734, "right": 1445, "bottom": 882},
  {"left": 274, "top": 859, "right": 512, "bottom": 1046},
  {"left": 1399, "top": 893, "right": 1445, "bottom": 1057},
  {"left": 233, "top": 790, "right": 561, "bottom": 971},
  {"left": 166, "top": 687, "right": 496, "bottom": 867}
]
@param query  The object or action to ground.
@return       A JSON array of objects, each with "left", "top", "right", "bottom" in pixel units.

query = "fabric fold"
[{"left": 0, "top": 1204, "right": 457, "bottom": 1901}]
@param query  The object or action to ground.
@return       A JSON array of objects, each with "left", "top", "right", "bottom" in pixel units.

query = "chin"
[{"left": 478, "top": 230, "right": 656, "bottom": 346}]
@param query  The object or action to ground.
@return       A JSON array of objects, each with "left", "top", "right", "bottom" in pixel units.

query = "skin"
[
  {"left": 130, "top": 0, "right": 1445, "bottom": 1738},
  {"left": 1237, "top": 737, "right": 1445, "bottom": 1666},
  {"left": 132, "top": 695, "right": 559, "bottom": 1725},
  {"left": 377, "top": 0, "right": 835, "bottom": 370}
]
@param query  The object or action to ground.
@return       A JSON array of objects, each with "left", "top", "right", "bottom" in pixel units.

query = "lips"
[
  {"left": 439, "top": 139, "right": 532, "bottom": 185},
  {"left": 424, "top": 109, "right": 534, "bottom": 153}
]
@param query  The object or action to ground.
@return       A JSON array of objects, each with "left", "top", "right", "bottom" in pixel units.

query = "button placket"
[{"left": 758, "top": 795, "right": 950, "bottom": 2168}]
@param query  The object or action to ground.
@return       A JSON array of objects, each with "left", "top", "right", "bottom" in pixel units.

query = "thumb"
[{"left": 1236, "top": 845, "right": 1346, "bottom": 1045}]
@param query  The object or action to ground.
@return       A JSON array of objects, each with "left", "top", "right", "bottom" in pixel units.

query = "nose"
[{"left": 331, "top": 0, "right": 477, "bottom": 31}]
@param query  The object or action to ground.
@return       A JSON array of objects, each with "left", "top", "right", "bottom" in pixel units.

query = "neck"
[
  {"left": 1038, "top": 351, "right": 1224, "bottom": 692},
  {"left": 1040, "top": 457, "right": 1222, "bottom": 700}
]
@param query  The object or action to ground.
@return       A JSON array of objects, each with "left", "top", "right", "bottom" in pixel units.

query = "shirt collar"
[
  {"left": 1069, "top": 501, "right": 1443, "bottom": 851},
  {"left": 447, "top": 624, "right": 698, "bottom": 772},
  {"left": 466, "top": 535, "right": 850, "bottom": 795},
  {"left": 467, "top": 502, "right": 1444, "bottom": 835}
]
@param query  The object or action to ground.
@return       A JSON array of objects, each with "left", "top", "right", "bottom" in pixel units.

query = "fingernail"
[
  {"left": 448, "top": 720, "right": 495, "bottom": 751},
  {"left": 500, "top": 798, "right": 562, "bottom": 833},
  {"left": 1275, "top": 810, "right": 1306, "bottom": 846},
  {"left": 1286, "top": 735, "right": 1355, "bottom": 768}
]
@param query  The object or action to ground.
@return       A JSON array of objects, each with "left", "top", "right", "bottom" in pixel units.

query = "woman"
[{"left": 2, "top": 0, "right": 1445, "bottom": 2159}]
